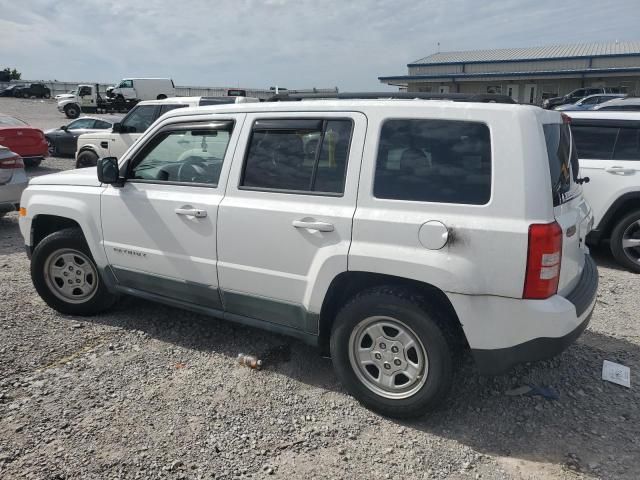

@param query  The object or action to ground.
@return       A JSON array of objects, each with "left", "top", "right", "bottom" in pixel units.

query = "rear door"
[
  {"left": 572, "top": 121, "right": 640, "bottom": 229},
  {"left": 543, "top": 121, "right": 592, "bottom": 294},
  {"left": 217, "top": 112, "right": 366, "bottom": 332}
]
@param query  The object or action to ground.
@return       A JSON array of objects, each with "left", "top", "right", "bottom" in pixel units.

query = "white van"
[{"left": 110, "top": 78, "right": 176, "bottom": 101}]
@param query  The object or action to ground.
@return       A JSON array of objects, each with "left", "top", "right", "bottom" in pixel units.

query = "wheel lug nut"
[
  {"left": 63, "top": 272, "right": 68, "bottom": 276},
  {"left": 379, "top": 342, "right": 386, "bottom": 349},
  {"left": 68, "top": 266, "right": 74, "bottom": 271},
  {"left": 383, "top": 363, "right": 391, "bottom": 370},
  {"left": 394, "top": 359, "right": 401, "bottom": 366},
  {"left": 391, "top": 346, "right": 399, "bottom": 353},
  {"left": 374, "top": 353, "right": 382, "bottom": 360},
  {"left": 76, "top": 279, "right": 81, "bottom": 283},
  {"left": 68, "top": 280, "right": 73, "bottom": 284},
  {"left": 76, "top": 270, "right": 81, "bottom": 275}
]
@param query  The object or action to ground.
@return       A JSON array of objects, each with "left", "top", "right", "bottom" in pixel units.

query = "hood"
[
  {"left": 55, "top": 93, "right": 75, "bottom": 99},
  {"left": 78, "top": 131, "right": 112, "bottom": 141},
  {"left": 29, "top": 167, "right": 102, "bottom": 187}
]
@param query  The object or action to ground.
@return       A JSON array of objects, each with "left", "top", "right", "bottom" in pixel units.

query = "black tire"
[
  {"left": 157, "top": 94, "right": 167, "bottom": 100},
  {"left": 610, "top": 209, "right": 640, "bottom": 273},
  {"left": 31, "top": 228, "right": 117, "bottom": 315},
  {"left": 76, "top": 150, "right": 98, "bottom": 168},
  {"left": 330, "top": 286, "right": 455, "bottom": 418},
  {"left": 44, "top": 92, "right": 51, "bottom": 99},
  {"left": 64, "top": 104, "right": 80, "bottom": 119},
  {"left": 23, "top": 158, "right": 42, "bottom": 168},
  {"left": 23, "top": 92, "right": 30, "bottom": 99}
]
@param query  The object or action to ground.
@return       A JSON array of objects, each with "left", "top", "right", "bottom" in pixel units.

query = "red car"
[{"left": 0, "top": 114, "right": 47, "bottom": 167}]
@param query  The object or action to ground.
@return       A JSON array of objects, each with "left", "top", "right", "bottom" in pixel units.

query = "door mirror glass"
[{"left": 97, "top": 157, "right": 120, "bottom": 184}]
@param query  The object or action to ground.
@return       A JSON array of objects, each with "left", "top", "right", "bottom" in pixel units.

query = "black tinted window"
[
  {"left": 241, "top": 119, "right": 352, "bottom": 194},
  {"left": 613, "top": 128, "right": 640, "bottom": 160},
  {"left": 571, "top": 125, "right": 618, "bottom": 159},
  {"left": 94, "top": 119, "right": 112, "bottom": 129},
  {"left": 121, "top": 105, "right": 157, "bottom": 133},
  {"left": 374, "top": 119, "right": 491, "bottom": 205},
  {"left": 543, "top": 123, "right": 579, "bottom": 206},
  {"left": 159, "top": 104, "right": 187, "bottom": 115}
]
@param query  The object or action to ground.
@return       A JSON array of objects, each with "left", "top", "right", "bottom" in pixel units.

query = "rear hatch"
[{"left": 543, "top": 118, "right": 593, "bottom": 295}]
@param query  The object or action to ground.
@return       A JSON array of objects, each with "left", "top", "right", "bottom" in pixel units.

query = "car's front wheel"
[
  {"left": 31, "top": 228, "right": 117, "bottom": 315},
  {"left": 330, "top": 287, "right": 455, "bottom": 418},
  {"left": 76, "top": 150, "right": 98, "bottom": 168},
  {"left": 610, "top": 209, "right": 640, "bottom": 273}
]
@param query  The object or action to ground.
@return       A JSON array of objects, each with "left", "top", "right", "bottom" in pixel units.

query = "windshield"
[
  {"left": 543, "top": 123, "right": 579, "bottom": 206},
  {"left": 0, "top": 115, "right": 28, "bottom": 126}
]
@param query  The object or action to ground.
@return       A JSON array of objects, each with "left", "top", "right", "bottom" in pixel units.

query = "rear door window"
[
  {"left": 570, "top": 125, "right": 618, "bottom": 159},
  {"left": 613, "top": 128, "right": 640, "bottom": 160},
  {"left": 121, "top": 105, "right": 158, "bottom": 133},
  {"left": 159, "top": 104, "right": 188, "bottom": 116},
  {"left": 374, "top": 119, "right": 491, "bottom": 205}
]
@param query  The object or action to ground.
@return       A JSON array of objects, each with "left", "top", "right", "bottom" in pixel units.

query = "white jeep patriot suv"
[{"left": 19, "top": 97, "right": 598, "bottom": 417}]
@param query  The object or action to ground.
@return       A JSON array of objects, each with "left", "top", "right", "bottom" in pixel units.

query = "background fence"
[{"left": 0, "top": 80, "right": 338, "bottom": 100}]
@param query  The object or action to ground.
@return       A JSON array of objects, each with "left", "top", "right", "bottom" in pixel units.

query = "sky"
[{"left": 1, "top": 0, "right": 639, "bottom": 91}]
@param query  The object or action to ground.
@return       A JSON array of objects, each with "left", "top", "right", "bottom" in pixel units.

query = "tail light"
[
  {"left": 523, "top": 222, "right": 563, "bottom": 299},
  {"left": 0, "top": 155, "right": 24, "bottom": 169}
]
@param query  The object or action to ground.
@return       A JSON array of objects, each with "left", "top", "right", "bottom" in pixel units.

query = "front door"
[
  {"left": 108, "top": 104, "right": 159, "bottom": 159},
  {"left": 524, "top": 84, "right": 537, "bottom": 104},
  {"left": 101, "top": 115, "right": 244, "bottom": 308},
  {"left": 506, "top": 84, "right": 520, "bottom": 102},
  {"left": 217, "top": 112, "right": 366, "bottom": 332},
  {"left": 60, "top": 117, "right": 96, "bottom": 155}
]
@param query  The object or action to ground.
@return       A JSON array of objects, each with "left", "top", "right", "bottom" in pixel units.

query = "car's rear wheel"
[
  {"left": 76, "top": 150, "right": 98, "bottom": 168},
  {"left": 31, "top": 228, "right": 117, "bottom": 315},
  {"left": 64, "top": 104, "right": 80, "bottom": 119},
  {"left": 23, "top": 158, "right": 42, "bottom": 168},
  {"left": 23, "top": 92, "right": 30, "bottom": 99},
  {"left": 46, "top": 137, "right": 56, "bottom": 156},
  {"left": 330, "top": 287, "right": 455, "bottom": 418},
  {"left": 44, "top": 92, "right": 51, "bottom": 99},
  {"left": 157, "top": 94, "right": 167, "bottom": 100},
  {"left": 610, "top": 209, "right": 640, "bottom": 273}
]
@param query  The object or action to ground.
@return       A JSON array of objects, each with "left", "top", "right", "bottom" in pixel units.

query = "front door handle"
[
  {"left": 292, "top": 219, "right": 334, "bottom": 232},
  {"left": 605, "top": 166, "right": 635, "bottom": 174},
  {"left": 175, "top": 208, "right": 207, "bottom": 218}
]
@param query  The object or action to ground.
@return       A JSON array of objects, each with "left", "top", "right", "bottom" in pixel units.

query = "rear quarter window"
[
  {"left": 543, "top": 123, "right": 579, "bottom": 206},
  {"left": 374, "top": 119, "right": 491, "bottom": 205}
]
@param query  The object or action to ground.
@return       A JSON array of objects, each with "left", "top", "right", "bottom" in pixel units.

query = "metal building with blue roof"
[{"left": 379, "top": 41, "right": 640, "bottom": 104}]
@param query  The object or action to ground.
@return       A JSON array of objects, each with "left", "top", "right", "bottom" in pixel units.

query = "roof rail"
[{"left": 267, "top": 91, "right": 517, "bottom": 104}]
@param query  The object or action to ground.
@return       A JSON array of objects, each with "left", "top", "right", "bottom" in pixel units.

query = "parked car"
[
  {"left": 20, "top": 96, "right": 598, "bottom": 418},
  {"left": 554, "top": 94, "right": 626, "bottom": 111},
  {"left": 12, "top": 83, "right": 52, "bottom": 99},
  {"left": 543, "top": 87, "right": 621, "bottom": 109},
  {"left": 0, "top": 85, "right": 19, "bottom": 97},
  {"left": 568, "top": 111, "right": 640, "bottom": 272},
  {"left": 593, "top": 96, "right": 640, "bottom": 112},
  {"left": 0, "top": 114, "right": 47, "bottom": 167},
  {"left": 75, "top": 96, "right": 259, "bottom": 167},
  {"left": 0, "top": 146, "right": 28, "bottom": 217},
  {"left": 45, "top": 115, "right": 122, "bottom": 157}
]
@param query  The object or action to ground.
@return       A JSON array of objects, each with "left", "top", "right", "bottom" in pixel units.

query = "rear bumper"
[
  {"left": 452, "top": 255, "right": 598, "bottom": 375},
  {"left": 0, "top": 170, "right": 28, "bottom": 206}
]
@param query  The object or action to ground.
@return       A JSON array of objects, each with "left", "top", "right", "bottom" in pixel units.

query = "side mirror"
[
  {"left": 112, "top": 122, "right": 122, "bottom": 133},
  {"left": 60, "top": 125, "right": 68, "bottom": 131},
  {"left": 97, "top": 157, "right": 121, "bottom": 185}
]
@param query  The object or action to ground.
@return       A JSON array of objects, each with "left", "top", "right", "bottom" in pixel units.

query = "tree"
[{"left": 1, "top": 68, "right": 22, "bottom": 81}]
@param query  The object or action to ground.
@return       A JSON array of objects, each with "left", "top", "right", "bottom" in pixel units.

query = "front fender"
[{"left": 19, "top": 185, "right": 107, "bottom": 268}]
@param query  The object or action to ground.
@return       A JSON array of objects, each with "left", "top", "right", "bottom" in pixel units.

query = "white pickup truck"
[{"left": 19, "top": 96, "right": 598, "bottom": 417}]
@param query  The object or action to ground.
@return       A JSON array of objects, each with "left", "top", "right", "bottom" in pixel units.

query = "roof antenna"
[{"left": 437, "top": 42, "right": 441, "bottom": 53}]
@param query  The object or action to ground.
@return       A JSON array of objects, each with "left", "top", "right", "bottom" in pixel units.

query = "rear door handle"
[
  {"left": 175, "top": 208, "right": 207, "bottom": 218},
  {"left": 292, "top": 219, "right": 334, "bottom": 232},
  {"left": 605, "top": 166, "right": 635, "bottom": 174}
]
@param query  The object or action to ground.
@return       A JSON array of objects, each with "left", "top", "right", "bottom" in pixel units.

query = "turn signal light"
[{"left": 19, "top": 207, "right": 27, "bottom": 217}]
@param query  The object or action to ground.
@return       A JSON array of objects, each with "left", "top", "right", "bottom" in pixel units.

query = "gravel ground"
[{"left": 0, "top": 97, "right": 639, "bottom": 480}]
